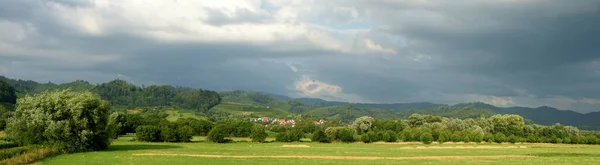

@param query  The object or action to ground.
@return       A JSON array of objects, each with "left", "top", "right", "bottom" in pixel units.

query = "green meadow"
[{"left": 39, "top": 136, "right": 600, "bottom": 165}]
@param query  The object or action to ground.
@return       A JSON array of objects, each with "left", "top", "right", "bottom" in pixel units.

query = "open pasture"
[{"left": 39, "top": 137, "right": 600, "bottom": 165}]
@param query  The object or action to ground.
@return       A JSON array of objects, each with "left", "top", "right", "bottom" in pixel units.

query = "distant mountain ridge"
[
  {"left": 261, "top": 91, "right": 600, "bottom": 130},
  {"left": 2, "top": 76, "right": 600, "bottom": 130}
]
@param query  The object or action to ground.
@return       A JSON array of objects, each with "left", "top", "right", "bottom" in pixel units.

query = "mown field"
[{"left": 38, "top": 136, "right": 600, "bottom": 165}]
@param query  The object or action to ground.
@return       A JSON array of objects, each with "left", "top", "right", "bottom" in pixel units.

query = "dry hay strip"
[
  {"left": 132, "top": 154, "right": 536, "bottom": 160},
  {"left": 281, "top": 145, "right": 310, "bottom": 148},
  {"left": 399, "top": 146, "right": 528, "bottom": 149}
]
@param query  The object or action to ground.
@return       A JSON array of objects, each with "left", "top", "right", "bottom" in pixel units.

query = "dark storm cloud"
[{"left": 1, "top": 0, "right": 600, "bottom": 112}]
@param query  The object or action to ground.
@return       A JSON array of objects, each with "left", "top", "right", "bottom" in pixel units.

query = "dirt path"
[{"left": 132, "top": 153, "right": 536, "bottom": 160}]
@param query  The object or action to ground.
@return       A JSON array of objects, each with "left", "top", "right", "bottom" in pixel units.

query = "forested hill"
[
  {"left": 220, "top": 90, "right": 600, "bottom": 130},
  {"left": 2, "top": 76, "right": 600, "bottom": 130},
  {"left": 0, "top": 76, "right": 221, "bottom": 111}
]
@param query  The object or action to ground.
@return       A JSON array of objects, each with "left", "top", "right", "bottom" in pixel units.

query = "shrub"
[
  {"left": 463, "top": 136, "right": 471, "bottom": 142},
  {"left": 311, "top": 130, "right": 330, "bottom": 143},
  {"left": 6, "top": 90, "right": 110, "bottom": 153},
  {"left": 484, "top": 134, "right": 495, "bottom": 143},
  {"left": 494, "top": 133, "right": 506, "bottom": 143},
  {"left": 0, "top": 147, "right": 57, "bottom": 165},
  {"left": 0, "top": 119, "right": 6, "bottom": 131},
  {"left": 161, "top": 126, "right": 179, "bottom": 142},
  {"left": 437, "top": 136, "right": 446, "bottom": 144},
  {"left": 386, "top": 130, "right": 397, "bottom": 142},
  {"left": 250, "top": 126, "right": 268, "bottom": 143},
  {"left": 451, "top": 132, "right": 462, "bottom": 142},
  {"left": 440, "top": 130, "right": 452, "bottom": 143},
  {"left": 106, "top": 112, "right": 126, "bottom": 139},
  {"left": 136, "top": 126, "right": 162, "bottom": 142},
  {"left": 470, "top": 132, "right": 484, "bottom": 143},
  {"left": 526, "top": 135, "right": 538, "bottom": 143},
  {"left": 382, "top": 132, "right": 391, "bottom": 142},
  {"left": 361, "top": 132, "right": 377, "bottom": 143},
  {"left": 275, "top": 132, "right": 289, "bottom": 142},
  {"left": 337, "top": 128, "right": 356, "bottom": 142},
  {"left": 398, "top": 129, "right": 412, "bottom": 142},
  {"left": 376, "top": 131, "right": 386, "bottom": 142},
  {"left": 420, "top": 133, "right": 433, "bottom": 144},
  {"left": 324, "top": 127, "right": 344, "bottom": 140},
  {"left": 207, "top": 125, "right": 230, "bottom": 143},
  {"left": 508, "top": 134, "right": 517, "bottom": 144},
  {"left": 176, "top": 125, "right": 194, "bottom": 142},
  {"left": 0, "top": 142, "right": 18, "bottom": 149},
  {"left": 0, "top": 146, "right": 29, "bottom": 160},
  {"left": 563, "top": 137, "right": 572, "bottom": 144},
  {"left": 286, "top": 129, "right": 304, "bottom": 142},
  {"left": 551, "top": 136, "right": 563, "bottom": 144}
]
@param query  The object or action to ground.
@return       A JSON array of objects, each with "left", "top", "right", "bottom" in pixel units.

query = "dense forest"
[{"left": 0, "top": 76, "right": 221, "bottom": 112}]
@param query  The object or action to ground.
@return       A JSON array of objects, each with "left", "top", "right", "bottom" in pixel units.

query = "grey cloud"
[
  {"left": 203, "top": 7, "right": 273, "bottom": 26},
  {"left": 1, "top": 0, "right": 600, "bottom": 113}
]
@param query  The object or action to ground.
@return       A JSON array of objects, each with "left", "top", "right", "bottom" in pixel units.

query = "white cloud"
[
  {"left": 461, "top": 94, "right": 516, "bottom": 107},
  {"left": 364, "top": 39, "right": 397, "bottom": 54},
  {"left": 293, "top": 75, "right": 364, "bottom": 102}
]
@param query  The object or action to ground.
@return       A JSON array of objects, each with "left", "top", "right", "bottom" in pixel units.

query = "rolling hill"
[{"left": 2, "top": 76, "right": 600, "bottom": 130}]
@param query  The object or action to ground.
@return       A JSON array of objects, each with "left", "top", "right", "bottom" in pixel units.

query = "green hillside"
[
  {"left": 210, "top": 102, "right": 291, "bottom": 118},
  {"left": 3, "top": 76, "right": 600, "bottom": 130}
]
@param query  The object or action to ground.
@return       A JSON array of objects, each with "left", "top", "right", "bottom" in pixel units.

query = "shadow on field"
[
  {"left": 107, "top": 144, "right": 182, "bottom": 151},
  {"left": 533, "top": 153, "right": 600, "bottom": 157}
]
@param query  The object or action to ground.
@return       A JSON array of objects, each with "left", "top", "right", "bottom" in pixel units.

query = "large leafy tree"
[
  {"left": 6, "top": 90, "right": 111, "bottom": 153},
  {"left": 352, "top": 116, "right": 374, "bottom": 135}
]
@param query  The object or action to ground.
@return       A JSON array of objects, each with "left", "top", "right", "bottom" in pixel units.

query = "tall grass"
[{"left": 0, "top": 147, "right": 57, "bottom": 165}]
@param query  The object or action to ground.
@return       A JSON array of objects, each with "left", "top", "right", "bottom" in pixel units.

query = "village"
[{"left": 253, "top": 117, "right": 326, "bottom": 127}]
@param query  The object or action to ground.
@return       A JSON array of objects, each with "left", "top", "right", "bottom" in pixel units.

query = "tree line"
[
  {"left": 0, "top": 78, "right": 222, "bottom": 112},
  {"left": 93, "top": 80, "right": 221, "bottom": 111}
]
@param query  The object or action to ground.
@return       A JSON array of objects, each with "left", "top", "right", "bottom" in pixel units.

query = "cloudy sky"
[{"left": 1, "top": 0, "right": 600, "bottom": 113}]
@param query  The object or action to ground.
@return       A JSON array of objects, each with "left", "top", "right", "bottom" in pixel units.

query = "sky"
[{"left": 1, "top": 0, "right": 600, "bottom": 113}]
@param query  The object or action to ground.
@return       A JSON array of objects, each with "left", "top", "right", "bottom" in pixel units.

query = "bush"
[
  {"left": 386, "top": 130, "right": 397, "bottom": 142},
  {"left": 337, "top": 128, "right": 355, "bottom": 142},
  {"left": 0, "top": 147, "right": 57, "bottom": 165},
  {"left": 106, "top": 112, "right": 126, "bottom": 139},
  {"left": 382, "top": 132, "right": 391, "bottom": 142},
  {"left": 437, "top": 136, "right": 446, "bottom": 144},
  {"left": 484, "top": 134, "right": 494, "bottom": 143},
  {"left": 325, "top": 127, "right": 344, "bottom": 140},
  {"left": 451, "top": 132, "right": 462, "bottom": 142},
  {"left": 207, "top": 125, "right": 230, "bottom": 143},
  {"left": 398, "top": 129, "right": 412, "bottom": 142},
  {"left": 439, "top": 130, "right": 451, "bottom": 143},
  {"left": 286, "top": 129, "right": 304, "bottom": 142},
  {"left": 6, "top": 90, "right": 110, "bottom": 153},
  {"left": 361, "top": 132, "right": 377, "bottom": 143},
  {"left": 526, "top": 135, "right": 538, "bottom": 143},
  {"left": 311, "top": 130, "right": 330, "bottom": 143},
  {"left": 275, "top": 132, "right": 289, "bottom": 142},
  {"left": 0, "top": 142, "right": 18, "bottom": 149},
  {"left": 494, "top": 133, "right": 506, "bottom": 143},
  {"left": 250, "top": 126, "right": 268, "bottom": 143},
  {"left": 0, "top": 146, "right": 29, "bottom": 160},
  {"left": 136, "top": 126, "right": 162, "bottom": 142},
  {"left": 176, "top": 125, "right": 194, "bottom": 142},
  {"left": 378, "top": 131, "right": 387, "bottom": 141},
  {"left": 563, "top": 137, "right": 572, "bottom": 144},
  {"left": 0, "top": 119, "right": 6, "bottom": 131},
  {"left": 463, "top": 136, "right": 471, "bottom": 142},
  {"left": 508, "top": 134, "right": 517, "bottom": 144},
  {"left": 420, "top": 133, "right": 433, "bottom": 144},
  {"left": 470, "top": 132, "right": 483, "bottom": 143}
]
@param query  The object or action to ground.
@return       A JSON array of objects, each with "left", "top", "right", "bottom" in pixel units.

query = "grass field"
[{"left": 38, "top": 137, "right": 600, "bottom": 165}]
